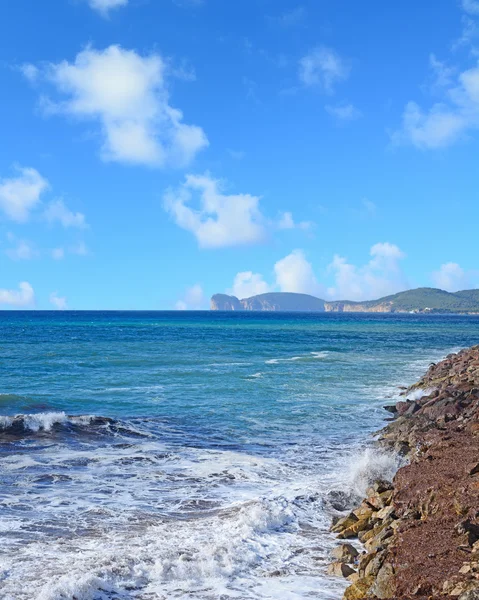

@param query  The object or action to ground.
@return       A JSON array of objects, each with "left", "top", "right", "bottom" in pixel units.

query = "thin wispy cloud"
[
  {"left": 299, "top": 47, "right": 350, "bottom": 93},
  {"left": 325, "top": 102, "right": 362, "bottom": 121},
  {"left": 44, "top": 199, "right": 87, "bottom": 229},
  {"left": 87, "top": 0, "right": 128, "bottom": 17}
]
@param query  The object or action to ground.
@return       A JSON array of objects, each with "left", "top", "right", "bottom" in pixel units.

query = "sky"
[{"left": 1, "top": 0, "right": 479, "bottom": 310}]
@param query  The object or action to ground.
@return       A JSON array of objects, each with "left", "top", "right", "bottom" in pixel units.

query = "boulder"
[
  {"left": 343, "top": 575, "right": 375, "bottom": 599},
  {"left": 330, "top": 543, "right": 359, "bottom": 564},
  {"left": 326, "top": 561, "right": 356, "bottom": 578},
  {"left": 369, "top": 562, "right": 396, "bottom": 599}
]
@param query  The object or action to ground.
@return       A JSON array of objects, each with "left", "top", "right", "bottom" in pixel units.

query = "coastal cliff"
[
  {"left": 211, "top": 288, "right": 479, "bottom": 314},
  {"left": 328, "top": 346, "right": 479, "bottom": 599},
  {"left": 211, "top": 292, "right": 326, "bottom": 312}
]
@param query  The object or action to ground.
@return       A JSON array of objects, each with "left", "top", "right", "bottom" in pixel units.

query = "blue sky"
[{"left": 1, "top": 0, "right": 479, "bottom": 309}]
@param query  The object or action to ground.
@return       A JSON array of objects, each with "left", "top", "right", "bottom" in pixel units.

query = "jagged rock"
[
  {"left": 375, "top": 505, "right": 396, "bottom": 521},
  {"left": 327, "top": 561, "right": 356, "bottom": 578},
  {"left": 364, "top": 549, "right": 387, "bottom": 578},
  {"left": 331, "top": 513, "right": 358, "bottom": 534},
  {"left": 459, "top": 588, "right": 479, "bottom": 600},
  {"left": 338, "top": 518, "right": 372, "bottom": 539},
  {"left": 369, "top": 562, "right": 395, "bottom": 599},
  {"left": 331, "top": 543, "right": 359, "bottom": 563},
  {"left": 343, "top": 575, "right": 375, "bottom": 599},
  {"left": 353, "top": 502, "right": 375, "bottom": 521}
]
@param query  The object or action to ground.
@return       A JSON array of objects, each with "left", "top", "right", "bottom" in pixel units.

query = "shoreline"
[{"left": 328, "top": 345, "right": 479, "bottom": 599}]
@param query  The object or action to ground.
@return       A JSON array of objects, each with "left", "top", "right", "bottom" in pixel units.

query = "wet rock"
[
  {"left": 338, "top": 518, "right": 372, "bottom": 539},
  {"left": 327, "top": 561, "right": 356, "bottom": 578},
  {"left": 331, "top": 513, "right": 358, "bottom": 534},
  {"left": 331, "top": 543, "right": 359, "bottom": 563}
]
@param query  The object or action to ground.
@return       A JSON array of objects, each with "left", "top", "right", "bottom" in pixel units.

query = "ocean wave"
[
  {"left": 265, "top": 351, "right": 330, "bottom": 365},
  {"left": 0, "top": 412, "right": 150, "bottom": 439}
]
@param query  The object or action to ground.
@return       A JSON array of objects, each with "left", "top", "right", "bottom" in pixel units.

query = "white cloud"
[
  {"left": 431, "top": 261, "right": 475, "bottom": 291},
  {"left": 20, "top": 63, "right": 39, "bottom": 82},
  {"left": 463, "top": 0, "right": 479, "bottom": 16},
  {"left": 0, "top": 282, "right": 35, "bottom": 307},
  {"left": 50, "top": 292, "right": 68, "bottom": 310},
  {"left": 277, "top": 211, "right": 313, "bottom": 231},
  {"left": 5, "top": 240, "right": 35, "bottom": 261},
  {"left": 87, "top": 0, "right": 128, "bottom": 16},
  {"left": 0, "top": 167, "right": 49, "bottom": 222},
  {"left": 31, "top": 45, "right": 208, "bottom": 167},
  {"left": 44, "top": 199, "right": 87, "bottom": 228},
  {"left": 299, "top": 47, "right": 350, "bottom": 92},
  {"left": 51, "top": 247, "right": 65, "bottom": 260},
  {"left": 164, "top": 173, "right": 266, "bottom": 248},
  {"left": 325, "top": 102, "right": 362, "bottom": 120},
  {"left": 175, "top": 283, "right": 204, "bottom": 309},
  {"left": 392, "top": 61, "right": 479, "bottom": 149},
  {"left": 327, "top": 242, "right": 407, "bottom": 301},
  {"left": 228, "top": 271, "right": 271, "bottom": 299},
  {"left": 274, "top": 249, "right": 324, "bottom": 295}
]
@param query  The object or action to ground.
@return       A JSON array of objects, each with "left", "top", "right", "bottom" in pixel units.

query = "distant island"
[{"left": 210, "top": 288, "right": 479, "bottom": 314}]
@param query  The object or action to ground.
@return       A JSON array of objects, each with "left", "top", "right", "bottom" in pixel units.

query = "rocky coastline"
[{"left": 328, "top": 345, "right": 479, "bottom": 599}]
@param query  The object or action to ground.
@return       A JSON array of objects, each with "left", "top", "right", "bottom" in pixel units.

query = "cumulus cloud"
[
  {"left": 431, "top": 261, "right": 476, "bottom": 291},
  {"left": 325, "top": 102, "right": 362, "bottom": 121},
  {"left": 164, "top": 173, "right": 266, "bottom": 248},
  {"left": 26, "top": 45, "right": 208, "bottom": 167},
  {"left": 274, "top": 249, "right": 324, "bottom": 295},
  {"left": 50, "top": 292, "right": 68, "bottom": 310},
  {"left": 392, "top": 60, "right": 479, "bottom": 149},
  {"left": 44, "top": 199, "right": 87, "bottom": 228},
  {"left": 228, "top": 271, "right": 271, "bottom": 298},
  {"left": 175, "top": 283, "right": 204, "bottom": 310},
  {"left": 0, "top": 167, "right": 49, "bottom": 222},
  {"left": 0, "top": 282, "right": 35, "bottom": 307},
  {"left": 277, "top": 211, "right": 313, "bottom": 231},
  {"left": 87, "top": 0, "right": 128, "bottom": 16},
  {"left": 327, "top": 242, "right": 408, "bottom": 301},
  {"left": 299, "top": 47, "right": 350, "bottom": 92}
]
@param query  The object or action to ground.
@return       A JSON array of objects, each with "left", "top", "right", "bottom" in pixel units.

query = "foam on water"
[{"left": 1, "top": 311, "right": 477, "bottom": 600}]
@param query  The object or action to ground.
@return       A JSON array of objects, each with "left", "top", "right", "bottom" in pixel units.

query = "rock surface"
[{"left": 328, "top": 345, "right": 479, "bottom": 599}]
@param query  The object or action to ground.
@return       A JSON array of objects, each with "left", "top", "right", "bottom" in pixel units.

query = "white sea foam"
[
  {"left": 0, "top": 432, "right": 348, "bottom": 600},
  {"left": 405, "top": 387, "right": 436, "bottom": 401},
  {"left": 0, "top": 411, "right": 98, "bottom": 433},
  {"left": 265, "top": 351, "right": 330, "bottom": 365},
  {"left": 347, "top": 447, "right": 403, "bottom": 497}
]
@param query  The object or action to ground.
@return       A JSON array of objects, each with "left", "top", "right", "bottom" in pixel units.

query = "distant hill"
[
  {"left": 210, "top": 288, "right": 479, "bottom": 313},
  {"left": 211, "top": 292, "right": 325, "bottom": 312}
]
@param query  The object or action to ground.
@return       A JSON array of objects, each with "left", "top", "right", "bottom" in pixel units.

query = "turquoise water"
[{"left": 1, "top": 311, "right": 478, "bottom": 599}]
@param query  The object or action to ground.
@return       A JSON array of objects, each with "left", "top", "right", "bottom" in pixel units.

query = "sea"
[{"left": 1, "top": 311, "right": 478, "bottom": 600}]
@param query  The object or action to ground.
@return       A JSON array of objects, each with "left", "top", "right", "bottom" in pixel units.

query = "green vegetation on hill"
[
  {"left": 211, "top": 287, "right": 479, "bottom": 313},
  {"left": 360, "top": 287, "right": 479, "bottom": 312}
]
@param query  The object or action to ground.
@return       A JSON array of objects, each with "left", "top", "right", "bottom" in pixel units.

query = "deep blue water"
[{"left": 0, "top": 311, "right": 478, "bottom": 600}]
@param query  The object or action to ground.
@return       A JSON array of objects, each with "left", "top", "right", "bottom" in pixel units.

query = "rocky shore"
[{"left": 328, "top": 345, "right": 479, "bottom": 599}]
